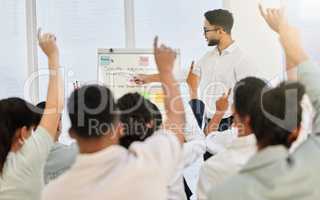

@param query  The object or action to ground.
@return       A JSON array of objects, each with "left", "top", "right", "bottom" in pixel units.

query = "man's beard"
[{"left": 208, "top": 39, "right": 220, "bottom": 47}]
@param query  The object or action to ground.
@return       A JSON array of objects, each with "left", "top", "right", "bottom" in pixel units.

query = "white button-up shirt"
[
  {"left": 193, "top": 42, "right": 261, "bottom": 118},
  {"left": 205, "top": 128, "right": 238, "bottom": 155},
  {"left": 197, "top": 134, "right": 257, "bottom": 200},
  {"left": 42, "top": 130, "right": 182, "bottom": 200}
]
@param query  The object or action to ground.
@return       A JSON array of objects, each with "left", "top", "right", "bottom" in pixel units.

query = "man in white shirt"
[
  {"left": 191, "top": 9, "right": 260, "bottom": 129},
  {"left": 133, "top": 9, "right": 261, "bottom": 161},
  {"left": 42, "top": 38, "right": 186, "bottom": 200},
  {"left": 196, "top": 9, "right": 261, "bottom": 160},
  {"left": 134, "top": 9, "right": 260, "bottom": 125}
]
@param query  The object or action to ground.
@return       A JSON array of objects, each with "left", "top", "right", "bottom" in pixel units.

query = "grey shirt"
[
  {"left": 44, "top": 142, "right": 78, "bottom": 184},
  {"left": 0, "top": 127, "right": 54, "bottom": 200},
  {"left": 292, "top": 60, "right": 320, "bottom": 197},
  {"left": 208, "top": 145, "right": 315, "bottom": 200},
  {"left": 208, "top": 60, "right": 320, "bottom": 200}
]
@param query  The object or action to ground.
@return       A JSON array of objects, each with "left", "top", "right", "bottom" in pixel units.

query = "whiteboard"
[{"left": 97, "top": 48, "right": 181, "bottom": 114}]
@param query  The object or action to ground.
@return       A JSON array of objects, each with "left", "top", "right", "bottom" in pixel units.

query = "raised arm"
[
  {"left": 259, "top": 5, "right": 320, "bottom": 132},
  {"left": 38, "top": 30, "right": 64, "bottom": 139},
  {"left": 154, "top": 37, "right": 185, "bottom": 144},
  {"left": 259, "top": 5, "right": 309, "bottom": 67},
  {"left": 186, "top": 61, "right": 200, "bottom": 100},
  {"left": 205, "top": 89, "right": 231, "bottom": 135}
]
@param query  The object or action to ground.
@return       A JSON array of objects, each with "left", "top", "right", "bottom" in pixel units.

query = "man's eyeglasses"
[{"left": 203, "top": 27, "right": 220, "bottom": 33}]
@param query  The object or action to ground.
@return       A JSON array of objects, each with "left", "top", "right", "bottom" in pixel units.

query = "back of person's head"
[
  {"left": 233, "top": 77, "right": 269, "bottom": 135},
  {"left": 250, "top": 82, "right": 306, "bottom": 149},
  {"left": 234, "top": 77, "right": 269, "bottom": 117},
  {"left": 0, "top": 98, "right": 39, "bottom": 173},
  {"left": 117, "top": 93, "right": 162, "bottom": 148},
  {"left": 67, "top": 84, "right": 118, "bottom": 139},
  {"left": 204, "top": 9, "right": 234, "bottom": 34}
]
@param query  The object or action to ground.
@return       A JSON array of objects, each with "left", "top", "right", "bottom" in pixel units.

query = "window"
[
  {"left": 300, "top": 0, "right": 320, "bottom": 20},
  {"left": 37, "top": 0, "right": 125, "bottom": 99},
  {"left": 288, "top": 0, "right": 320, "bottom": 61},
  {"left": 135, "top": 0, "right": 223, "bottom": 71},
  {"left": 36, "top": 0, "right": 125, "bottom": 143},
  {"left": 0, "top": 0, "right": 27, "bottom": 99}
]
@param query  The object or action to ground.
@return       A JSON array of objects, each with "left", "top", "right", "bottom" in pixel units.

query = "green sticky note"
[{"left": 141, "top": 92, "right": 150, "bottom": 99}]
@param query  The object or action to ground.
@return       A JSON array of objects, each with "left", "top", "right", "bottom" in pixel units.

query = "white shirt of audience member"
[
  {"left": 197, "top": 134, "right": 257, "bottom": 200},
  {"left": 167, "top": 100, "right": 206, "bottom": 200},
  {"left": 192, "top": 42, "right": 261, "bottom": 118},
  {"left": 42, "top": 130, "right": 182, "bottom": 200},
  {"left": 205, "top": 127, "right": 238, "bottom": 155}
]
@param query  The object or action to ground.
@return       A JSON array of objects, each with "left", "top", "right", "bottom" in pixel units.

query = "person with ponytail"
[
  {"left": 260, "top": 4, "right": 320, "bottom": 198},
  {"left": 0, "top": 31, "right": 63, "bottom": 200}
]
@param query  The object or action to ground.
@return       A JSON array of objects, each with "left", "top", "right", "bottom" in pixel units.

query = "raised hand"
[
  {"left": 38, "top": 28, "right": 59, "bottom": 61},
  {"left": 259, "top": 4, "right": 286, "bottom": 33},
  {"left": 186, "top": 61, "right": 199, "bottom": 99},
  {"left": 216, "top": 89, "right": 231, "bottom": 113},
  {"left": 259, "top": 5, "right": 307, "bottom": 66},
  {"left": 153, "top": 36, "right": 176, "bottom": 74},
  {"left": 186, "top": 61, "right": 195, "bottom": 87}
]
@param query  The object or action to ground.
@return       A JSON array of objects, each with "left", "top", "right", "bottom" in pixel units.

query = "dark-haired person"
[
  {"left": 206, "top": 6, "right": 316, "bottom": 200},
  {"left": 42, "top": 38, "right": 186, "bottom": 200},
  {"left": 117, "top": 93, "right": 163, "bottom": 148},
  {"left": 193, "top": 9, "right": 261, "bottom": 132},
  {"left": 260, "top": 6, "right": 320, "bottom": 199},
  {"left": 134, "top": 9, "right": 261, "bottom": 160},
  {"left": 35, "top": 102, "right": 78, "bottom": 184},
  {"left": 117, "top": 92, "right": 205, "bottom": 200},
  {"left": 208, "top": 81, "right": 306, "bottom": 199},
  {"left": 197, "top": 77, "right": 267, "bottom": 199},
  {"left": 0, "top": 32, "right": 63, "bottom": 200}
]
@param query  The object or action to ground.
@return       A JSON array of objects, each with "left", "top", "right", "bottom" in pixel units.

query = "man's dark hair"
[
  {"left": 204, "top": 9, "right": 234, "bottom": 34},
  {"left": 233, "top": 77, "right": 269, "bottom": 119},
  {"left": 250, "top": 82, "right": 305, "bottom": 149},
  {"left": 67, "top": 84, "right": 118, "bottom": 138},
  {"left": 117, "top": 93, "right": 162, "bottom": 148}
]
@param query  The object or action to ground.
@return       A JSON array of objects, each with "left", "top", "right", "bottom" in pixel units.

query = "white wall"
[{"left": 225, "top": 0, "right": 284, "bottom": 85}]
